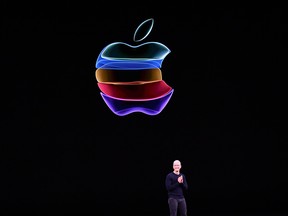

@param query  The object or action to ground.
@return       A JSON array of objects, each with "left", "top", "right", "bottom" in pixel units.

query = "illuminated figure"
[{"left": 95, "top": 18, "right": 174, "bottom": 116}]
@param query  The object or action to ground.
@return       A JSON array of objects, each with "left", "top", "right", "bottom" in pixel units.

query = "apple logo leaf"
[{"left": 133, "top": 18, "right": 154, "bottom": 42}]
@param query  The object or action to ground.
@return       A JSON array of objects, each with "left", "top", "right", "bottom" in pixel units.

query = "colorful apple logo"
[{"left": 95, "top": 18, "right": 174, "bottom": 116}]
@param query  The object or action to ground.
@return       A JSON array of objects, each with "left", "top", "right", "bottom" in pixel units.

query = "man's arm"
[
  {"left": 181, "top": 174, "right": 188, "bottom": 190},
  {"left": 165, "top": 174, "right": 179, "bottom": 191}
]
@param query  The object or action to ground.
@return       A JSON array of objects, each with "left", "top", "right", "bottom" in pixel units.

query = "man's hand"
[{"left": 178, "top": 175, "right": 183, "bottom": 183}]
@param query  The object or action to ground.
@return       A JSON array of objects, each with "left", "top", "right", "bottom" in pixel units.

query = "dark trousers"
[{"left": 168, "top": 197, "right": 187, "bottom": 216}]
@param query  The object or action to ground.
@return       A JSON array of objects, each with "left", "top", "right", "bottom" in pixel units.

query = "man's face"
[{"left": 173, "top": 162, "right": 181, "bottom": 172}]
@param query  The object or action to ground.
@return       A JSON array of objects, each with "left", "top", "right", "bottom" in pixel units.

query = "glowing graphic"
[{"left": 95, "top": 18, "right": 174, "bottom": 116}]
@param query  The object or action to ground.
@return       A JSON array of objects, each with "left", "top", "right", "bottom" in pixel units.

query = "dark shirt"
[{"left": 165, "top": 172, "right": 188, "bottom": 199}]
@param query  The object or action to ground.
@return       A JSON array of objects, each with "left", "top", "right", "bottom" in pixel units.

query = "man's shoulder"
[
  {"left": 166, "top": 172, "right": 174, "bottom": 176},
  {"left": 181, "top": 173, "right": 187, "bottom": 177}
]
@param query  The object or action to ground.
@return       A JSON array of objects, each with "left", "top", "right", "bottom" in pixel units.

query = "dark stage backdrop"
[{"left": 1, "top": 3, "right": 287, "bottom": 216}]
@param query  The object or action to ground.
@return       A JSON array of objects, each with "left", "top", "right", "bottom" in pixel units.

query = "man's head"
[{"left": 173, "top": 160, "right": 181, "bottom": 173}]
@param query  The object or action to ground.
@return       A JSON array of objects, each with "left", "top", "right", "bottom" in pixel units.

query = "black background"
[{"left": 1, "top": 3, "right": 287, "bottom": 216}]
